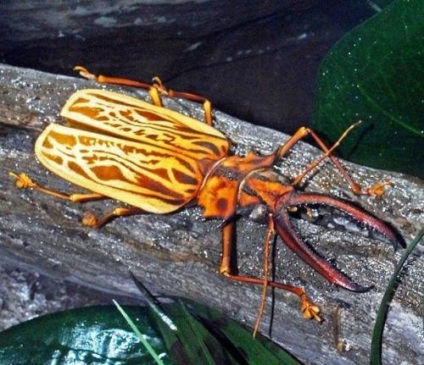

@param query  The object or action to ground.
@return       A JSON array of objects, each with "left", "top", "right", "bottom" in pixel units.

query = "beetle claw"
[
  {"left": 9, "top": 172, "right": 36, "bottom": 189},
  {"left": 82, "top": 211, "right": 99, "bottom": 227},
  {"left": 300, "top": 294, "right": 322, "bottom": 322},
  {"left": 364, "top": 181, "right": 393, "bottom": 197}
]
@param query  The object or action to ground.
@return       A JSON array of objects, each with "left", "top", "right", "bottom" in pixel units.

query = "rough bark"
[{"left": 0, "top": 64, "right": 423, "bottom": 365}]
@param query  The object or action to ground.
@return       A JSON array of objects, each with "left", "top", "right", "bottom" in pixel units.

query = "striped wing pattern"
[
  {"left": 62, "top": 89, "right": 229, "bottom": 160},
  {"left": 35, "top": 89, "right": 230, "bottom": 213}
]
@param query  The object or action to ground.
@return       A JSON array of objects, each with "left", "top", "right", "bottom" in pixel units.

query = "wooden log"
[{"left": 0, "top": 64, "right": 423, "bottom": 364}]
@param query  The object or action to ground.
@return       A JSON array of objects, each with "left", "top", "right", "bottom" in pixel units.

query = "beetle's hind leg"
[
  {"left": 9, "top": 172, "right": 105, "bottom": 203},
  {"left": 10, "top": 172, "right": 145, "bottom": 228},
  {"left": 74, "top": 66, "right": 213, "bottom": 125}
]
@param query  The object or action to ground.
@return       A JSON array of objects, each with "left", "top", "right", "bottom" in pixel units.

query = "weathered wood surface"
[{"left": 0, "top": 64, "right": 423, "bottom": 364}]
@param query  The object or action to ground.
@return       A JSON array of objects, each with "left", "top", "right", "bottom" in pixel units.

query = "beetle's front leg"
[
  {"left": 273, "top": 124, "right": 390, "bottom": 196},
  {"left": 219, "top": 220, "right": 321, "bottom": 323},
  {"left": 219, "top": 221, "right": 235, "bottom": 277},
  {"left": 253, "top": 213, "right": 274, "bottom": 336}
]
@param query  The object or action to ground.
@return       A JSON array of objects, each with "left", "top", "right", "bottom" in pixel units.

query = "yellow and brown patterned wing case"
[{"left": 34, "top": 89, "right": 230, "bottom": 213}]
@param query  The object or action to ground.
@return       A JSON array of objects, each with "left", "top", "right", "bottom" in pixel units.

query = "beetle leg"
[
  {"left": 219, "top": 221, "right": 235, "bottom": 276},
  {"left": 74, "top": 66, "right": 213, "bottom": 125},
  {"left": 167, "top": 89, "right": 213, "bottom": 126},
  {"left": 290, "top": 123, "right": 361, "bottom": 191},
  {"left": 82, "top": 207, "right": 146, "bottom": 228},
  {"left": 224, "top": 273, "right": 321, "bottom": 322},
  {"left": 9, "top": 172, "right": 147, "bottom": 228},
  {"left": 9, "top": 172, "right": 105, "bottom": 202},
  {"left": 273, "top": 125, "right": 360, "bottom": 193},
  {"left": 74, "top": 66, "right": 154, "bottom": 90},
  {"left": 274, "top": 123, "right": 388, "bottom": 196},
  {"left": 362, "top": 181, "right": 393, "bottom": 196},
  {"left": 74, "top": 66, "right": 165, "bottom": 107},
  {"left": 220, "top": 219, "right": 322, "bottom": 323},
  {"left": 253, "top": 213, "right": 274, "bottom": 337}
]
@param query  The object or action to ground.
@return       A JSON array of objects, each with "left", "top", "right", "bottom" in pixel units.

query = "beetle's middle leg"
[
  {"left": 82, "top": 207, "right": 146, "bottom": 228},
  {"left": 220, "top": 221, "right": 321, "bottom": 323}
]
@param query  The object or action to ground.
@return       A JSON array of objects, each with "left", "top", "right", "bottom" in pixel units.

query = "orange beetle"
[{"left": 10, "top": 67, "right": 404, "bottom": 333}]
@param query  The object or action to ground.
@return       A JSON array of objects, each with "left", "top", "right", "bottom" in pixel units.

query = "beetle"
[{"left": 10, "top": 67, "right": 405, "bottom": 330}]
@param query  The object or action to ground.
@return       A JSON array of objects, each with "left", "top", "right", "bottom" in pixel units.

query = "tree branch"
[{"left": 0, "top": 64, "right": 422, "bottom": 364}]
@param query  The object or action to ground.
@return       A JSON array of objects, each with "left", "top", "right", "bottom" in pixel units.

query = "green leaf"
[
  {"left": 186, "top": 303, "right": 301, "bottom": 365},
  {"left": 312, "top": 0, "right": 424, "bottom": 178},
  {"left": 114, "top": 300, "right": 166, "bottom": 365},
  {"left": 370, "top": 227, "right": 424, "bottom": 365},
  {"left": 0, "top": 305, "right": 171, "bottom": 365},
  {"left": 150, "top": 300, "right": 302, "bottom": 365},
  {"left": 0, "top": 302, "right": 302, "bottom": 365},
  {"left": 152, "top": 301, "right": 219, "bottom": 365}
]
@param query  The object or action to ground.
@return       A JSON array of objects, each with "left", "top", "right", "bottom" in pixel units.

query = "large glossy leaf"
[
  {"left": 0, "top": 302, "right": 301, "bottom": 365},
  {"left": 312, "top": 0, "right": 424, "bottom": 178},
  {"left": 0, "top": 306, "right": 170, "bottom": 365}
]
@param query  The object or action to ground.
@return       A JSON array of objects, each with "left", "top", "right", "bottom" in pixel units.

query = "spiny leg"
[
  {"left": 274, "top": 123, "right": 390, "bottom": 196},
  {"left": 74, "top": 66, "right": 213, "bottom": 125},
  {"left": 219, "top": 220, "right": 321, "bottom": 325}
]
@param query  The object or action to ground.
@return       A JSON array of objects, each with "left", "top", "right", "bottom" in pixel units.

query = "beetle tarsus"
[
  {"left": 82, "top": 211, "right": 99, "bottom": 227},
  {"left": 300, "top": 293, "right": 322, "bottom": 322},
  {"left": 9, "top": 172, "right": 36, "bottom": 189},
  {"left": 73, "top": 66, "right": 96, "bottom": 80},
  {"left": 364, "top": 180, "right": 393, "bottom": 197}
]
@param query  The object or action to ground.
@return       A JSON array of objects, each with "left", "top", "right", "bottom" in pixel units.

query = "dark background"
[{"left": 0, "top": 1, "right": 381, "bottom": 134}]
